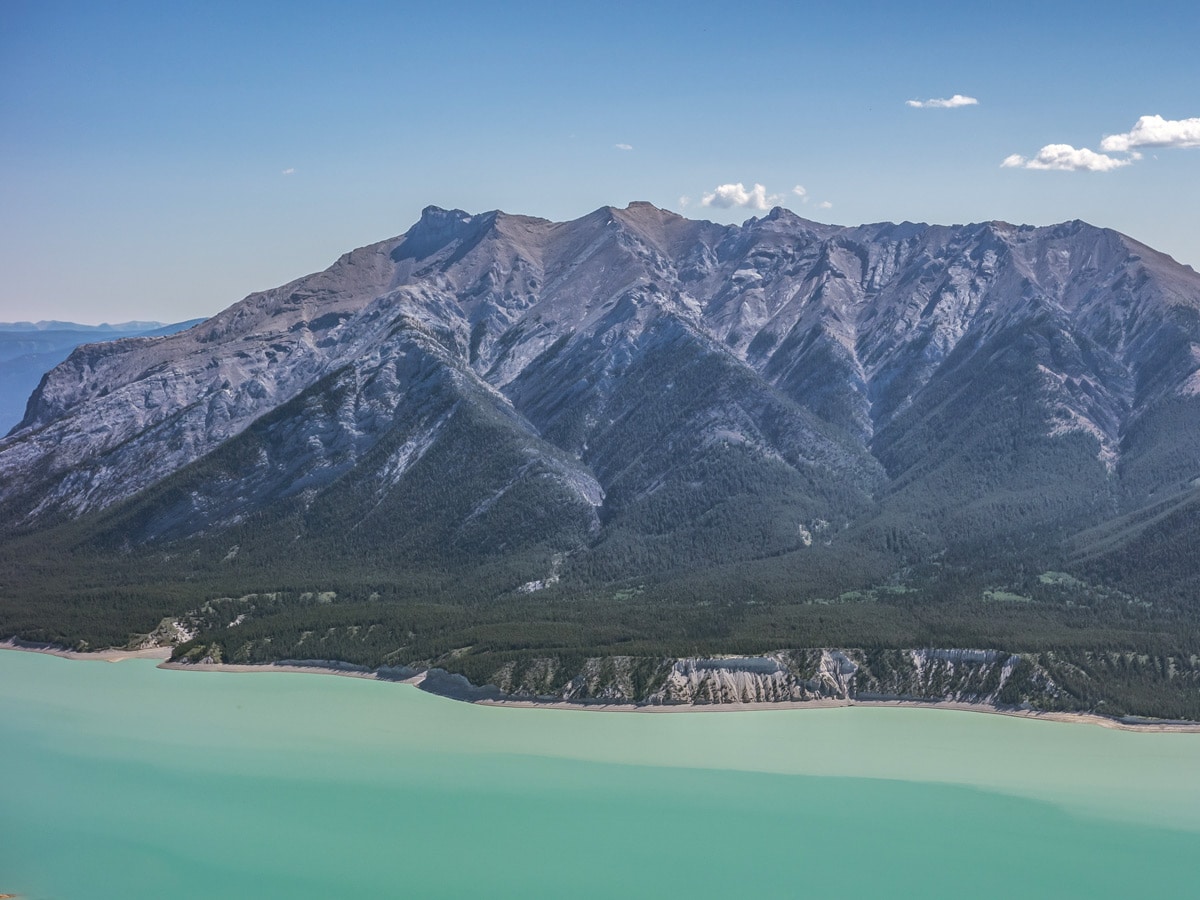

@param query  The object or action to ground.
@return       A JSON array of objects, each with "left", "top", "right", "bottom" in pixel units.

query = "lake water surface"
[{"left": 2, "top": 649, "right": 1198, "bottom": 898}]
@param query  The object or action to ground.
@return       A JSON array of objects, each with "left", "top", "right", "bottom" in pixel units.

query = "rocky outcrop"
[
  {"left": 652, "top": 656, "right": 806, "bottom": 704},
  {"left": 645, "top": 650, "right": 859, "bottom": 704},
  {"left": 456, "top": 648, "right": 1053, "bottom": 708}
]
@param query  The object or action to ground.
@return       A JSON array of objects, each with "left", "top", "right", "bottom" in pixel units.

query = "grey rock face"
[
  {"left": 460, "top": 647, "right": 1043, "bottom": 707},
  {"left": 0, "top": 319, "right": 204, "bottom": 435},
  {"left": 1, "top": 204, "right": 1198, "bottom": 583}
]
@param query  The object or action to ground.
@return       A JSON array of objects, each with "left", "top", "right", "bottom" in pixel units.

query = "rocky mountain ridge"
[
  {"left": 4, "top": 203, "right": 1198, "bottom": 553},
  {"left": 2, "top": 202, "right": 1200, "bottom": 718}
]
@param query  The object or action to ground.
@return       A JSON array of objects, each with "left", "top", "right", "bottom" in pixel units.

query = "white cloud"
[
  {"left": 1001, "top": 144, "right": 1131, "bottom": 172},
  {"left": 614, "top": 143, "right": 633, "bottom": 151},
  {"left": 701, "top": 182, "right": 781, "bottom": 210},
  {"left": 281, "top": 167, "right": 296, "bottom": 175},
  {"left": 818, "top": 200, "right": 833, "bottom": 209},
  {"left": 1100, "top": 115, "right": 1200, "bottom": 152},
  {"left": 678, "top": 195, "right": 691, "bottom": 208},
  {"left": 792, "top": 185, "right": 808, "bottom": 202},
  {"left": 906, "top": 94, "right": 979, "bottom": 109}
]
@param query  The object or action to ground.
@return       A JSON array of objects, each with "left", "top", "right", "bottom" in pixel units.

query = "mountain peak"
[
  {"left": 411, "top": 204, "right": 501, "bottom": 236},
  {"left": 764, "top": 206, "right": 800, "bottom": 221},
  {"left": 392, "top": 206, "right": 498, "bottom": 263},
  {"left": 622, "top": 200, "right": 672, "bottom": 215},
  {"left": 583, "top": 201, "right": 681, "bottom": 222},
  {"left": 419, "top": 204, "right": 474, "bottom": 222}
]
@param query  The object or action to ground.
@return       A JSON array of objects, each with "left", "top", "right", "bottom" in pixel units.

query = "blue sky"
[{"left": 2, "top": 0, "right": 1198, "bottom": 323}]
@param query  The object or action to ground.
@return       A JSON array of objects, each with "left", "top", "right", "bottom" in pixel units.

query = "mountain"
[
  {"left": 2, "top": 203, "right": 1199, "bottom": 717},
  {"left": 0, "top": 319, "right": 207, "bottom": 434},
  {"left": 0, "top": 320, "right": 175, "bottom": 332}
]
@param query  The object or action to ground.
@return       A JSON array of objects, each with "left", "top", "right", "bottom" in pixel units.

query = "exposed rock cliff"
[{"left": 465, "top": 648, "right": 1048, "bottom": 708}]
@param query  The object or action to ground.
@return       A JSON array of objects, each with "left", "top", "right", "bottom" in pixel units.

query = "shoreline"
[
  {"left": 0, "top": 638, "right": 170, "bottom": 662},
  {"left": 157, "top": 659, "right": 426, "bottom": 685},
  {"left": 473, "top": 695, "right": 1200, "bottom": 732},
  {"left": 5, "top": 641, "right": 1199, "bottom": 732}
]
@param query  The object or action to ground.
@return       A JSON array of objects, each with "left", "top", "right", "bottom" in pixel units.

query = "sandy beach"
[
  {"left": 157, "top": 659, "right": 425, "bottom": 685},
  {"left": 0, "top": 638, "right": 170, "bottom": 663},
  {"left": 5, "top": 640, "right": 1198, "bottom": 732}
]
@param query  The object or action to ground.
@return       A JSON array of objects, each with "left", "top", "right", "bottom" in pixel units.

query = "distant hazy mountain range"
[
  {"left": 0, "top": 319, "right": 205, "bottom": 434},
  {"left": 2, "top": 203, "right": 1199, "bottom": 716},
  {"left": 0, "top": 320, "right": 173, "bottom": 331}
]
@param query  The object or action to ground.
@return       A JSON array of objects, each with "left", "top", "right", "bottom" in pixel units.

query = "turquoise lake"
[{"left": 2, "top": 650, "right": 1199, "bottom": 899}]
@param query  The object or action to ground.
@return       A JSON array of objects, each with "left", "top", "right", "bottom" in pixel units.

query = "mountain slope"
[
  {"left": 2, "top": 203, "right": 1199, "bottom": 714},
  {"left": 0, "top": 319, "right": 205, "bottom": 434}
]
